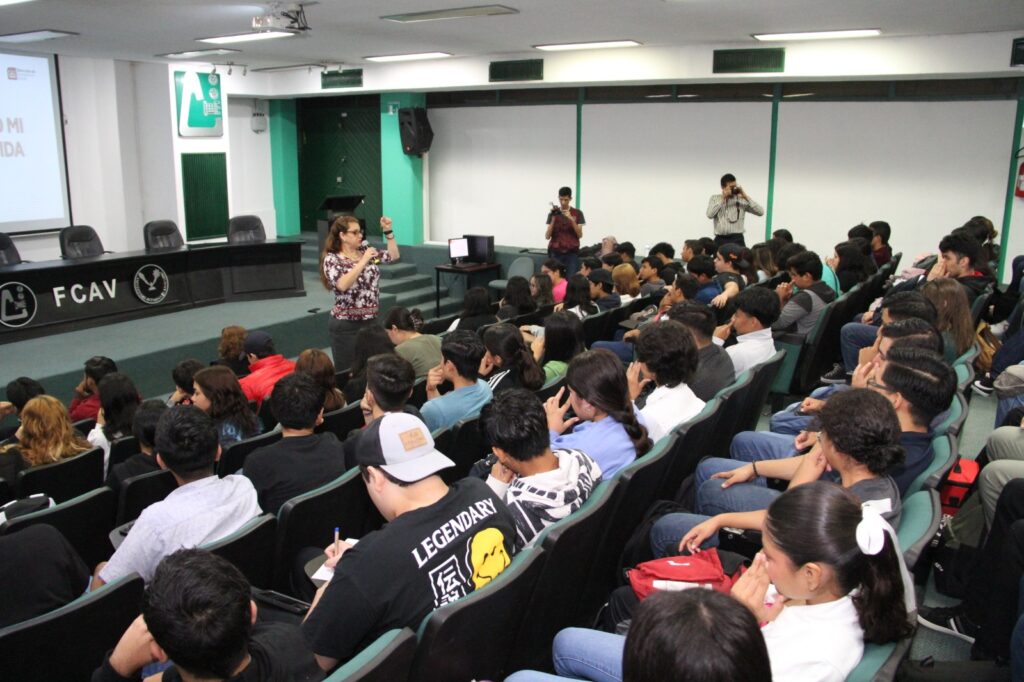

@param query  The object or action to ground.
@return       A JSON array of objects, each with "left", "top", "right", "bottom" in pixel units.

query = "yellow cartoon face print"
[{"left": 468, "top": 527, "right": 510, "bottom": 589}]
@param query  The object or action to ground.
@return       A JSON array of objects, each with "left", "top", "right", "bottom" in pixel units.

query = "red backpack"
[{"left": 627, "top": 549, "right": 743, "bottom": 600}]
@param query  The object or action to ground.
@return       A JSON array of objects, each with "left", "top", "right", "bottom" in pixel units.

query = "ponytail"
[
  {"left": 383, "top": 306, "right": 424, "bottom": 333},
  {"left": 567, "top": 348, "right": 652, "bottom": 458},
  {"left": 608, "top": 405, "right": 652, "bottom": 458},
  {"left": 765, "top": 483, "right": 912, "bottom": 645},
  {"left": 517, "top": 347, "right": 545, "bottom": 391}
]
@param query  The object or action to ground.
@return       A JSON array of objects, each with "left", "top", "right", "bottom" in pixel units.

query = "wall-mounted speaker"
[
  {"left": 397, "top": 107, "right": 433, "bottom": 156},
  {"left": 1012, "top": 37, "right": 1024, "bottom": 67}
]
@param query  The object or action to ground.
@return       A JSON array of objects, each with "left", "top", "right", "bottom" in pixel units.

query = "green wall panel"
[
  {"left": 296, "top": 95, "right": 382, "bottom": 236},
  {"left": 269, "top": 99, "right": 301, "bottom": 236},
  {"left": 181, "top": 152, "right": 228, "bottom": 240}
]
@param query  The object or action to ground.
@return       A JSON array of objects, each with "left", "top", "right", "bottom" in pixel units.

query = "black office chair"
[
  {"left": 202, "top": 514, "right": 277, "bottom": 589},
  {"left": 0, "top": 573, "right": 144, "bottom": 681},
  {"left": 0, "top": 487, "right": 117, "bottom": 568},
  {"left": 59, "top": 225, "right": 106, "bottom": 259},
  {"left": 0, "top": 232, "right": 22, "bottom": 265},
  {"left": 218, "top": 430, "right": 283, "bottom": 477},
  {"left": 227, "top": 215, "right": 266, "bottom": 244},
  {"left": 17, "top": 446, "right": 104, "bottom": 503},
  {"left": 257, "top": 400, "right": 278, "bottom": 432},
  {"left": 116, "top": 469, "right": 177, "bottom": 525},
  {"left": 143, "top": 220, "right": 184, "bottom": 251}
]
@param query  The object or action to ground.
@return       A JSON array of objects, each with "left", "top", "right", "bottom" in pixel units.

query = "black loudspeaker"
[
  {"left": 1012, "top": 37, "right": 1024, "bottom": 67},
  {"left": 397, "top": 107, "right": 434, "bottom": 156}
]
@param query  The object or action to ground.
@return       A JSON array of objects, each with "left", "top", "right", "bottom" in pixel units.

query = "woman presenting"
[{"left": 320, "top": 215, "right": 400, "bottom": 371}]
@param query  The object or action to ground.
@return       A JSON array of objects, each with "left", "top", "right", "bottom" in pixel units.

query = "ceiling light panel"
[
  {"left": 198, "top": 31, "right": 295, "bottom": 45},
  {"left": 364, "top": 52, "right": 452, "bottom": 62},
  {"left": 753, "top": 29, "right": 880, "bottom": 41},
  {"left": 381, "top": 5, "right": 518, "bottom": 23},
  {"left": 534, "top": 40, "right": 641, "bottom": 51},
  {"left": 0, "top": 29, "right": 77, "bottom": 43},
  {"left": 0, "top": 0, "right": 38, "bottom": 6},
  {"left": 157, "top": 48, "right": 240, "bottom": 59}
]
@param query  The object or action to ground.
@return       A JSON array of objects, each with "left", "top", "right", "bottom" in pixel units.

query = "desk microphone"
[{"left": 361, "top": 240, "right": 380, "bottom": 265}]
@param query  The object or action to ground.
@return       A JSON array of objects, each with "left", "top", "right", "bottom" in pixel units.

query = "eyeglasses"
[{"left": 867, "top": 378, "right": 895, "bottom": 393}]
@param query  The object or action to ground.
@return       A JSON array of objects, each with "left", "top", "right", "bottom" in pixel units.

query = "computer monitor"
[
  {"left": 464, "top": 234, "right": 494, "bottom": 264},
  {"left": 449, "top": 237, "right": 470, "bottom": 262}
]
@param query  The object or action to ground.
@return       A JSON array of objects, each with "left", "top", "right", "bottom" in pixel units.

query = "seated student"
[
  {"left": 384, "top": 307, "right": 442, "bottom": 379},
  {"left": 95, "top": 549, "right": 315, "bottom": 682},
  {"left": 497, "top": 276, "right": 540, "bottom": 321},
  {"left": 106, "top": 399, "right": 168, "bottom": 496},
  {"left": 615, "top": 241, "right": 638, "bottom": 271},
  {"left": 242, "top": 373, "right": 347, "bottom": 515},
  {"left": 708, "top": 243, "right": 754, "bottom": 308},
  {"left": 530, "top": 273, "right": 556, "bottom": 308},
  {"left": 237, "top": 330, "right": 296, "bottom": 405},
  {"left": 928, "top": 231, "right": 995, "bottom": 304},
  {"left": 750, "top": 241, "right": 778, "bottom": 282},
  {"left": 345, "top": 353, "right": 419, "bottom": 469},
  {"left": 545, "top": 349, "right": 651, "bottom": 477},
  {"left": 686, "top": 254, "right": 723, "bottom": 305},
  {"left": 0, "top": 525, "right": 90, "bottom": 629},
  {"left": 637, "top": 256, "right": 667, "bottom": 297},
  {"left": 627, "top": 321, "right": 705, "bottom": 442},
  {"left": 599, "top": 235, "right": 619, "bottom": 256},
  {"left": 0, "top": 376, "right": 45, "bottom": 443},
  {"left": 712, "top": 286, "right": 781, "bottom": 375},
  {"left": 921, "top": 277, "right": 975, "bottom": 362},
  {"left": 0, "top": 395, "right": 91, "bottom": 482},
  {"left": 680, "top": 239, "right": 702, "bottom": 267},
  {"left": 482, "top": 389, "right": 601, "bottom": 549},
  {"left": 302, "top": 412, "right": 516, "bottom": 671},
  {"left": 92, "top": 406, "right": 261, "bottom": 587},
  {"left": 421, "top": 330, "right": 493, "bottom": 432},
  {"left": 481, "top": 324, "right": 545, "bottom": 394},
  {"left": 541, "top": 259, "right": 569, "bottom": 304},
  {"left": 664, "top": 301, "right": 736, "bottom": 401},
  {"left": 554, "top": 273, "right": 599, "bottom": 320},
  {"left": 341, "top": 323, "right": 396, "bottom": 403},
  {"left": 587, "top": 268, "right": 622, "bottom": 311},
  {"left": 824, "top": 290, "right": 938, "bottom": 383},
  {"left": 828, "top": 240, "right": 874, "bottom": 293},
  {"left": 577, "top": 256, "right": 602, "bottom": 278},
  {"left": 600, "top": 252, "right": 622, "bottom": 271},
  {"left": 510, "top": 482, "right": 913, "bottom": 682},
  {"left": 192, "top": 366, "right": 262, "bottom": 448},
  {"left": 450, "top": 286, "right": 497, "bottom": 333},
  {"left": 651, "top": 389, "right": 904, "bottom": 559},
  {"left": 88, "top": 372, "right": 142, "bottom": 475},
  {"left": 611, "top": 263, "right": 641, "bottom": 306},
  {"left": 212, "top": 324, "right": 250, "bottom": 378},
  {"left": 772, "top": 251, "right": 836, "bottom": 336},
  {"left": 648, "top": 242, "right": 679, "bottom": 278},
  {"left": 737, "top": 345, "right": 955, "bottom": 497},
  {"left": 531, "top": 312, "right": 586, "bottom": 382},
  {"left": 869, "top": 220, "right": 893, "bottom": 267},
  {"left": 770, "top": 316, "right": 946, "bottom": 436},
  {"left": 295, "top": 348, "right": 347, "bottom": 413},
  {"left": 69, "top": 355, "right": 118, "bottom": 421},
  {"left": 166, "top": 359, "right": 204, "bottom": 407}
]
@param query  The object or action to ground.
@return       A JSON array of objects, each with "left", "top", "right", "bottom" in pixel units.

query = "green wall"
[
  {"left": 296, "top": 95, "right": 383, "bottom": 235},
  {"left": 269, "top": 99, "right": 301, "bottom": 236},
  {"left": 380, "top": 93, "right": 425, "bottom": 244}
]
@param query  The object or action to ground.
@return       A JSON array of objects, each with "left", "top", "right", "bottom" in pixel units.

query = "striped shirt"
[{"left": 706, "top": 194, "right": 765, "bottom": 236}]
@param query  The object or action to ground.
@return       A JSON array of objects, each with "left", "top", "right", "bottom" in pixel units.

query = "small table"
[{"left": 434, "top": 262, "right": 501, "bottom": 317}]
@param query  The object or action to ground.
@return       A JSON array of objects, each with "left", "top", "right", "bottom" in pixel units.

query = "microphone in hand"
[{"left": 361, "top": 240, "right": 381, "bottom": 265}]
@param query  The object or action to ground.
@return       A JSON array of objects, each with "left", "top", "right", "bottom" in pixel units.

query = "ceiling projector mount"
[{"left": 252, "top": 2, "right": 313, "bottom": 34}]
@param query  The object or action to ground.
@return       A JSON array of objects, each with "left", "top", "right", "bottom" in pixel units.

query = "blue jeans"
[
  {"left": 769, "top": 385, "right": 841, "bottom": 434},
  {"left": 999, "top": 393, "right": 1024, "bottom": 428},
  {"left": 695, "top": 458, "right": 779, "bottom": 516},
  {"left": 650, "top": 512, "right": 717, "bottom": 557},
  {"left": 550, "top": 251, "right": 579, "bottom": 279},
  {"left": 729, "top": 431, "right": 797, "bottom": 463},
  {"left": 505, "top": 628, "right": 626, "bottom": 682},
  {"left": 841, "top": 322, "right": 879, "bottom": 371}
]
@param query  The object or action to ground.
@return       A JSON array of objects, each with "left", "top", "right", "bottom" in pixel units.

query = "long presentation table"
[{"left": 0, "top": 239, "right": 305, "bottom": 343}]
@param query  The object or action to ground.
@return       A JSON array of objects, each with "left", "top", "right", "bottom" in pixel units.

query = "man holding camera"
[
  {"left": 706, "top": 173, "right": 764, "bottom": 247},
  {"left": 545, "top": 186, "right": 585, "bottom": 276}
]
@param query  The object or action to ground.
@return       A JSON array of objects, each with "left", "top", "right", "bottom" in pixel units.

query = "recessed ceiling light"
[
  {"left": 364, "top": 52, "right": 452, "bottom": 62},
  {"left": 198, "top": 31, "right": 295, "bottom": 45},
  {"left": 0, "top": 29, "right": 77, "bottom": 43},
  {"left": 753, "top": 29, "right": 880, "bottom": 41},
  {"left": 157, "top": 48, "right": 240, "bottom": 59},
  {"left": 251, "top": 62, "right": 330, "bottom": 73},
  {"left": 381, "top": 5, "right": 518, "bottom": 22},
  {"left": 534, "top": 40, "right": 641, "bottom": 52}
]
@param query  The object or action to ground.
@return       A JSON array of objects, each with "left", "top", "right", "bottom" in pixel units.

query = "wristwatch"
[{"left": 383, "top": 230, "right": 395, "bottom": 239}]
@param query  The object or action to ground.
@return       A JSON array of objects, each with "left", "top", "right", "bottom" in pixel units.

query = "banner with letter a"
[{"left": 174, "top": 71, "right": 223, "bottom": 137}]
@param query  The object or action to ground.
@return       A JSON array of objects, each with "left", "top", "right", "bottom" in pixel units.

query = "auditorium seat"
[
  {"left": 17, "top": 446, "right": 104, "bottom": 503},
  {"left": 434, "top": 416, "right": 489, "bottom": 483},
  {"left": 116, "top": 469, "right": 176, "bottom": 525},
  {"left": 202, "top": 513, "right": 277, "bottom": 589},
  {"left": 488, "top": 256, "right": 534, "bottom": 293},
  {"left": 218, "top": 430, "right": 283, "bottom": 476},
  {"left": 143, "top": 219, "right": 184, "bottom": 251},
  {"left": 58, "top": 225, "right": 106, "bottom": 259},
  {"left": 0, "top": 232, "right": 22, "bottom": 265},
  {"left": 227, "top": 215, "right": 267, "bottom": 244},
  {"left": 658, "top": 398, "right": 723, "bottom": 500},
  {"left": 324, "top": 628, "right": 418, "bottom": 682},
  {"left": 316, "top": 401, "right": 365, "bottom": 439},
  {"left": 107, "top": 436, "right": 140, "bottom": 470},
  {"left": 0, "top": 487, "right": 117, "bottom": 568}
]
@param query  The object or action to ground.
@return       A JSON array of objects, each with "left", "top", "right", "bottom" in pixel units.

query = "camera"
[{"left": 731, "top": 185, "right": 743, "bottom": 197}]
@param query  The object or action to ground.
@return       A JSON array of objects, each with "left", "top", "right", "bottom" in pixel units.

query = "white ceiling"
[{"left": 2, "top": 0, "right": 1023, "bottom": 70}]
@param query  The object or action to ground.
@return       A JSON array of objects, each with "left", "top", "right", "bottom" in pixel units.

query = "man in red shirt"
[
  {"left": 237, "top": 330, "right": 295, "bottom": 406},
  {"left": 545, "top": 186, "right": 585, "bottom": 277},
  {"left": 68, "top": 356, "right": 117, "bottom": 422}
]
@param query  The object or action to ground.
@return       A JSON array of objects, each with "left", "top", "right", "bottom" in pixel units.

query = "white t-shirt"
[
  {"left": 760, "top": 594, "right": 864, "bottom": 682},
  {"left": 717, "top": 327, "right": 776, "bottom": 375},
  {"left": 639, "top": 383, "right": 705, "bottom": 442}
]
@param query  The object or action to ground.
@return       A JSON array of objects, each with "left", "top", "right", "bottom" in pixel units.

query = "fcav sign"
[{"left": 52, "top": 279, "right": 117, "bottom": 307}]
